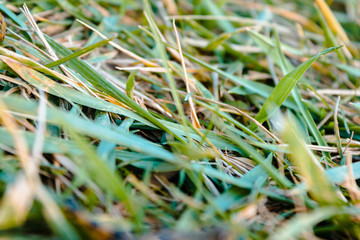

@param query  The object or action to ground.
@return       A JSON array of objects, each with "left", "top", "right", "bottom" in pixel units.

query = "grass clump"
[{"left": 0, "top": 0, "right": 359, "bottom": 239}]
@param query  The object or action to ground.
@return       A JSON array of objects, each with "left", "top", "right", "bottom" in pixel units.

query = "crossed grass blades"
[{"left": 0, "top": 0, "right": 359, "bottom": 239}]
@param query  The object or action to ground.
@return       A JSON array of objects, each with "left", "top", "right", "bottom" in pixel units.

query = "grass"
[{"left": 0, "top": 0, "right": 359, "bottom": 239}]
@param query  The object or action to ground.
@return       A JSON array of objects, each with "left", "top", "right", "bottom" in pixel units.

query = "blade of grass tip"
[
  {"left": 172, "top": 19, "right": 201, "bottom": 129},
  {"left": 334, "top": 96, "right": 345, "bottom": 164},
  {"left": 44, "top": 35, "right": 185, "bottom": 143},
  {"left": 143, "top": 0, "right": 191, "bottom": 141},
  {"left": 340, "top": 110, "right": 350, "bottom": 135},
  {"left": 204, "top": 27, "right": 249, "bottom": 51},
  {"left": 45, "top": 37, "right": 115, "bottom": 68},
  {"left": 271, "top": 28, "right": 332, "bottom": 159},
  {"left": 126, "top": 70, "right": 138, "bottom": 100},
  {"left": 273, "top": 28, "right": 288, "bottom": 75},
  {"left": 252, "top": 45, "right": 342, "bottom": 127},
  {"left": 21, "top": 4, "right": 58, "bottom": 60},
  {"left": 248, "top": 29, "right": 331, "bottom": 159}
]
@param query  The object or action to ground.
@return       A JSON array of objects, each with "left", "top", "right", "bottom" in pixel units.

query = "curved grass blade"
[
  {"left": 45, "top": 37, "right": 115, "bottom": 68},
  {"left": 254, "top": 45, "right": 341, "bottom": 125},
  {"left": 248, "top": 30, "right": 336, "bottom": 159}
]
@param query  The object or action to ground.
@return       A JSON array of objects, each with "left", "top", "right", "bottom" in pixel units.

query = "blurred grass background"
[{"left": 0, "top": 0, "right": 359, "bottom": 239}]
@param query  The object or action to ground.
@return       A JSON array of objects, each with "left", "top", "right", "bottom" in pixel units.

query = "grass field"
[{"left": 0, "top": 0, "right": 359, "bottom": 239}]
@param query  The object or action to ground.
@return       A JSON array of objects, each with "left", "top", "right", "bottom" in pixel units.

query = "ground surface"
[{"left": 0, "top": 0, "right": 360, "bottom": 239}]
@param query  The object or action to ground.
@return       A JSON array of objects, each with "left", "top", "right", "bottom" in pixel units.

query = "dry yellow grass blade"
[
  {"left": 13, "top": 7, "right": 99, "bottom": 97},
  {"left": 21, "top": 4, "right": 58, "bottom": 60},
  {"left": 172, "top": 20, "right": 201, "bottom": 129},
  {"left": 315, "top": 0, "right": 349, "bottom": 44},
  {"left": 315, "top": 0, "right": 358, "bottom": 58},
  {"left": 116, "top": 66, "right": 167, "bottom": 72}
]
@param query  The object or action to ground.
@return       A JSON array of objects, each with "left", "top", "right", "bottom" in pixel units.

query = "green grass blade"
[
  {"left": 126, "top": 70, "right": 137, "bottom": 100},
  {"left": 0, "top": 56, "right": 156, "bottom": 127},
  {"left": 143, "top": 0, "right": 191, "bottom": 142},
  {"left": 45, "top": 35, "right": 184, "bottom": 142},
  {"left": 249, "top": 29, "right": 333, "bottom": 158},
  {"left": 0, "top": 94, "right": 176, "bottom": 162},
  {"left": 281, "top": 119, "right": 343, "bottom": 206},
  {"left": 254, "top": 45, "right": 341, "bottom": 124},
  {"left": 270, "top": 207, "right": 359, "bottom": 240},
  {"left": 45, "top": 37, "right": 114, "bottom": 68}
]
